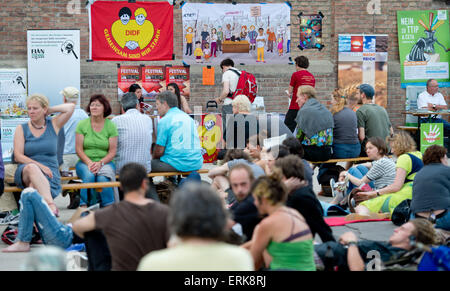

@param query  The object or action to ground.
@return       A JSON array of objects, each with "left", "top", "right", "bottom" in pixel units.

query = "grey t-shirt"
[
  {"left": 366, "top": 157, "right": 396, "bottom": 190},
  {"left": 227, "top": 159, "right": 265, "bottom": 178},
  {"left": 333, "top": 107, "right": 359, "bottom": 144},
  {"left": 411, "top": 163, "right": 450, "bottom": 214},
  {"left": 356, "top": 104, "right": 392, "bottom": 143}
]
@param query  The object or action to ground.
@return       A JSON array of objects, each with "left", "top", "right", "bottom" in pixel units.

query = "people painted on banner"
[
  {"left": 217, "top": 26, "right": 223, "bottom": 52},
  {"left": 256, "top": 28, "right": 266, "bottom": 63},
  {"left": 248, "top": 25, "right": 258, "bottom": 51},
  {"left": 185, "top": 27, "right": 194, "bottom": 56},
  {"left": 111, "top": 6, "right": 154, "bottom": 51}
]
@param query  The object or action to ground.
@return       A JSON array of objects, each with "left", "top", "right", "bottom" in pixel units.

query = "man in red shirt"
[{"left": 284, "top": 56, "right": 316, "bottom": 132}]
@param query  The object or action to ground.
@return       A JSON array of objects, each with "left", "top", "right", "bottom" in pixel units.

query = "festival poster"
[
  {"left": 0, "top": 69, "right": 27, "bottom": 117},
  {"left": 90, "top": 1, "right": 173, "bottom": 61},
  {"left": 420, "top": 123, "right": 444, "bottom": 153},
  {"left": 182, "top": 3, "right": 291, "bottom": 65},
  {"left": 141, "top": 66, "right": 165, "bottom": 102},
  {"left": 117, "top": 65, "right": 141, "bottom": 100},
  {"left": 338, "top": 34, "right": 388, "bottom": 107},
  {"left": 397, "top": 10, "right": 450, "bottom": 88},
  {"left": 299, "top": 14, "right": 323, "bottom": 50},
  {"left": 165, "top": 66, "right": 190, "bottom": 101}
]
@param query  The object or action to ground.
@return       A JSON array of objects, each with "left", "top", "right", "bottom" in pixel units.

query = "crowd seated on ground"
[{"left": 1, "top": 81, "right": 449, "bottom": 271}]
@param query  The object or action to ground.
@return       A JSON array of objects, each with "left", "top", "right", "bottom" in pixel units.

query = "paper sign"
[
  {"left": 420, "top": 122, "right": 444, "bottom": 153},
  {"left": 202, "top": 67, "right": 215, "bottom": 86}
]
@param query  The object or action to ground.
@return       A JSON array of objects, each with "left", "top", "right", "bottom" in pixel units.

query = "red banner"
[
  {"left": 117, "top": 65, "right": 141, "bottom": 98},
  {"left": 90, "top": 1, "right": 173, "bottom": 61}
]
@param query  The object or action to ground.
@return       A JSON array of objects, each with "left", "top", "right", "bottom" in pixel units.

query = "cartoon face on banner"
[
  {"left": 91, "top": 1, "right": 173, "bottom": 61},
  {"left": 196, "top": 113, "right": 223, "bottom": 163}
]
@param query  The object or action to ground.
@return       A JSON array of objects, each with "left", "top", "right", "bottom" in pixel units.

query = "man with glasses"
[{"left": 417, "top": 79, "right": 450, "bottom": 137}]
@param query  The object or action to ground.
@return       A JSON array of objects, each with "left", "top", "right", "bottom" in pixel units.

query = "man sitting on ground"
[
  {"left": 315, "top": 219, "right": 438, "bottom": 271},
  {"left": 152, "top": 91, "right": 203, "bottom": 173},
  {"left": 72, "top": 163, "right": 170, "bottom": 271}
]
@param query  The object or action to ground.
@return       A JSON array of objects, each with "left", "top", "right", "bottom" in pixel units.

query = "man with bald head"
[{"left": 417, "top": 79, "right": 449, "bottom": 137}]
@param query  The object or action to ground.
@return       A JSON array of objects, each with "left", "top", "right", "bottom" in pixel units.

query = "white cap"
[{"left": 60, "top": 87, "right": 79, "bottom": 101}]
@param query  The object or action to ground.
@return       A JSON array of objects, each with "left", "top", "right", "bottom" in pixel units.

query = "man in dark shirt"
[
  {"left": 275, "top": 155, "right": 335, "bottom": 242},
  {"left": 73, "top": 163, "right": 170, "bottom": 271},
  {"left": 314, "top": 219, "right": 437, "bottom": 271},
  {"left": 228, "top": 163, "right": 261, "bottom": 242}
]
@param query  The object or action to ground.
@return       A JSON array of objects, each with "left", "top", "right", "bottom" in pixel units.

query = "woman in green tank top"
[{"left": 242, "top": 171, "right": 316, "bottom": 271}]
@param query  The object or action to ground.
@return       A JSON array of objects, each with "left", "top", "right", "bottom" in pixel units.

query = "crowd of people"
[{"left": 0, "top": 55, "right": 449, "bottom": 271}]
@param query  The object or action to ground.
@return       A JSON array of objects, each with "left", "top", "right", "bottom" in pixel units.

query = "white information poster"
[
  {"left": 27, "top": 30, "right": 80, "bottom": 106},
  {"left": 1, "top": 117, "right": 29, "bottom": 162},
  {"left": 0, "top": 69, "right": 28, "bottom": 116}
]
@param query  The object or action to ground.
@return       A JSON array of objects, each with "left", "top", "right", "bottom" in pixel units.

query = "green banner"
[
  {"left": 420, "top": 122, "right": 444, "bottom": 153},
  {"left": 397, "top": 10, "right": 450, "bottom": 88}
]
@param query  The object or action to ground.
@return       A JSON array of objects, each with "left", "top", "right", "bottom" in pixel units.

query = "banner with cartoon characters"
[
  {"left": 338, "top": 34, "right": 388, "bottom": 108},
  {"left": 90, "top": 1, "right": 173, "bottom": 61},
  {"left": 0, "top": 69, "right": 27, "bottom": 117},
  {"left": 397, "top": 10, "right": 450, "bottom": 88},
  {"left": 182, "top": 3, "right": 291, "bottom": 65},
  {"left": 27, "top": 30, "right": 80, "bottom": 106},
  {"left": 194, "top": 113, "right": 223, "bottom": 163}
]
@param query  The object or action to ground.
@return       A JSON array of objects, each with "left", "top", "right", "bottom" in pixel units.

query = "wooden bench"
[
  {"left": 4, "top": 169, "right": 210, "bottom": 193},
  {"left": 397, "top": 125, "right": 419, "bottom": 132},
  {"left": 309, "top": 156, "right": 372, "bottom": 164}
]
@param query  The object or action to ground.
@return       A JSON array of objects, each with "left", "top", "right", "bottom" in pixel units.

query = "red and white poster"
[
  {"left": 141, "top": 66, "right": 165, "bottom": 102},
  {"left": 165, "top": 66, "right": 190, "bottom": 101},
  {"left": 90, "top": 1, "right": 173, "bottom": 61},
  {"left": 117, "top": 65, "right": 141, "bottom": 99}
]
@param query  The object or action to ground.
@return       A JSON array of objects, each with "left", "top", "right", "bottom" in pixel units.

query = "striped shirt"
[
  {"left": 366, "top": 157, "right": 396, "bottom": 190},
  {"left": 111, "top": 109, "right": 153, "bottom": 174}
]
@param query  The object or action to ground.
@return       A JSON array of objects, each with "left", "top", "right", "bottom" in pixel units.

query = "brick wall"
[{"left": 0, "top": 0, "right": 449, "bottom": 129}]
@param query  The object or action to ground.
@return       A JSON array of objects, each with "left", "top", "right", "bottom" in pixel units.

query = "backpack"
[{"left": 229, "top": 69, "right": 258, "bottom": 103}]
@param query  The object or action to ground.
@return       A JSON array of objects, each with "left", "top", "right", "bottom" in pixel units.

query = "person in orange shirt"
[{"left": 266, "top": 27, "right": 276, "bottom": 53}]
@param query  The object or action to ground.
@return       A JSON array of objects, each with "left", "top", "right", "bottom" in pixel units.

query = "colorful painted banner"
[
  {"left": 338, "top": 34, "right": 388, "bottom": 107},
  {"left": 182, "top": 3, "right": 291, "bottom": 65},
  {"left": 195, "top": 113, "right": 223, "bottom": 163},
  {"left": 0, "top": 69, "right": 27, "bottom": 117},
  {"left": 141, "top": 66, "right": 165, "bottom": 102},
  {"left": 397, "top": 10, "right": 450, "bottom": 88},
  {"left": 165, "top": 66, "right": 190, "bottom": 101},
  {"left": 117, "top": 65, "right": 141, "bottom": 99},
  {"left": 420, "top": 122, "right": 444, "bottom": 153},
  {"left": 299, "top": 14, "right": 323, "bottom": 50},
  {"left": 90, "top": 1, "right": 173, "bottom": 61}
]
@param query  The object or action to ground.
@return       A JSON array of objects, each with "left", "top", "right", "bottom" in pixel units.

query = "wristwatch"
[
  {"left": 100, "top": 160, "right": 105, "bottom": 166},
  {"left": 347, "top": 241, "right": 358, "bottom": 247},
  {"left": 376, "top": 190, "right": 380, "bottom": 197},
  {"left": 433, "top": 104, "right": 436, "bottom": 110}
]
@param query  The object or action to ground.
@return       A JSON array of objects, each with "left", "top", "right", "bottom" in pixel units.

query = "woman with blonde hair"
[
  {"left": 242, "top": 170, "right": 315, "bottom": 271},
  {"left": 13, "top": 94, "right": 75, "bottom": 216},
  {"left": 353, "top": 131, "right": 423, "bottom": 216}
]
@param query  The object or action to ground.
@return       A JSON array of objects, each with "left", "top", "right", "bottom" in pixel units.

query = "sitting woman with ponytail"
[{"left": 242, "top": 170, "right": 315, "bottom": 271}]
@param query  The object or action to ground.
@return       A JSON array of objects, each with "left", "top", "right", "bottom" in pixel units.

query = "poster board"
[
  {"left": 117, "top": 65, "right": 141, "bottom": 100},
  {"left": 27, "top": 30, "right": 80, "bottom": 106},
  {"left": 182, "top": 2, "right": 291, "bottom": 65},
  {"left": 420, "top": 123, "right": 444, "bottom": 153},
  {"left": 0, "top": 69, "right": 28, "bottom": 117},
  {"left": 299, "top": 13, "right": 323, "bottom": 50},
  {"left": 1, "top": 117, "right": 29, "bottom": 162},
  {"left": 165, "top": 66, "right": 190, "bottom": 101},
  {"left": 397, "top": 10, "right": 450, "bottom": 88},
  {"left": 338, "top": 34, "right": 388, "bottom": 107},
  {"left": 141, "top": 66, "right": 165, "bottom": 102}
]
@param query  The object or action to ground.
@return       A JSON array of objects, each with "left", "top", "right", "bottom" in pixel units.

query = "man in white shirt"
[
  {"left": 112, "top": 92, "right": 153, "bottom": 174},
  {"left": 417, "top": 79, "right": 449, "bottom": 136},
  {"left": 112, "top": 92, "right": 158, "bottom": 200},
  {"left": 60, "top": 87, "right": 88, "bottom": 173},
  {"left": 214, "top": 58, "right": 241, "bottom": 130}
]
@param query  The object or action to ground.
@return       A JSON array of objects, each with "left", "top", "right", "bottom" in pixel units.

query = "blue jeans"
[
  {"left": 17, "top": 188, "right": 73, "bottom": 248},
  {"left": 347, "top": 165, "right": 375, "bottom": 195},
  {"left": 76, "top": 161, "right": 116, "bottom": 207},
  {"left": 178, "top": 171, "right": 201, "bottom": 188},
  {"left": 411, "top": 211, "right": 450, "bottom": 231}
]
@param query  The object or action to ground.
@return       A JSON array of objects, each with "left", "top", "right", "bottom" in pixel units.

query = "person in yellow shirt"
[
  {"left": 194, "top": 41, "right": 203, "bottom": 63},
  {"left": 185, "top": 27, "right": 194, "bottom": 56}
]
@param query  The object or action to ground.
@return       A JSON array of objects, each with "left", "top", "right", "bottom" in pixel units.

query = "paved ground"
[{"left": 0, "top": 162, "right": 397, "bottom": 271}]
